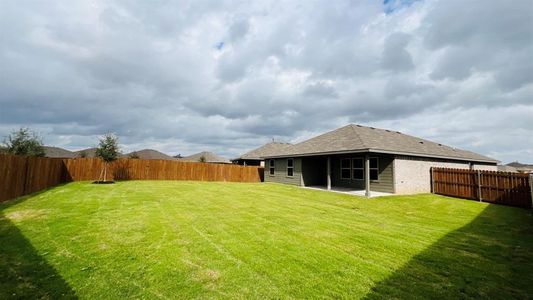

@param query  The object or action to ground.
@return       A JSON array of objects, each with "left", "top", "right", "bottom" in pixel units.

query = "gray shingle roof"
[
  {"left": 74, "top": 147, "right": 97, "bottom": 158},
  {"left": 497, "top": 165, "right": 519, "bottom": 172},
  {"left": 43, "top": 146, "right": 75, "bottom": 158},
  {"left": 179, "top": 151, "right": 230, "bottom": 163},
  {"left": 122, "top": 149, "right": 176, "bottom": 160},
  {"left": 266, "top": 124, "right": 498, "bottom": 163},
  {"left": 233, "top": 142, "right": 292, "bottom": 161},
  {"left": 506, "top": 162, "right": 533, "bottom": 169}
]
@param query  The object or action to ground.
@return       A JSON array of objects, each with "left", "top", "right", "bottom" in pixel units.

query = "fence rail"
[
  {"left": 431, "top": 167, "right": 532, "bottom": 208},
  {"left": 0, "top": 154, "right": 264, "bottom": 202}
]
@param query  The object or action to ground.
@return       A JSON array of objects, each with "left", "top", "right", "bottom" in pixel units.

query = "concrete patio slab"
[{"left": 304, "top": 186, "right": 392, "bottom": 198}]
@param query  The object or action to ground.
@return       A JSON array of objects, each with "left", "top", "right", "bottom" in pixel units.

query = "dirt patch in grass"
[
  {"left": 194, "top": 269, "right": 220, "bottom": 283},
  {"left": 5, "top": 209, "right": 50, "bottom": 222}
]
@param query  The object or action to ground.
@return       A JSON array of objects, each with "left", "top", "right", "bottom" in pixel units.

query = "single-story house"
[
  {"left": 232, "top": 142, "right": 292, "bottom": 166},
  {"left": 263, "top": 124, "right": 498, "bottom": 196},
  {"left": 179, "top": 151, "right": 231, "bottom": 164}
]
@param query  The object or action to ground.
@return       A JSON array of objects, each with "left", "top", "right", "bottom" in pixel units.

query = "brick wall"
[{"left": 394, "top": 156, "right": 497, "bottom": 194}]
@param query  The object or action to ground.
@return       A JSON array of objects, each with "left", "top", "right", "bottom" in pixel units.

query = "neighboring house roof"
[
  {"left": 123, "top": 149, "right": 175, "bottom": 160},
  {"left": 179, "top": 151, "right": 230, "bottom": 163},
  {"left": 233, "top": 142, "right": 292, "bottom": 161},
  {"left": 497, "top": 165, "right": 519, "bottom": 172},
  {"left": 74, "top": 148, "right": 97, "bottom": 158},
  {"left": 507, "top": 161, "right": 530, "bottom": 168},
  {"left": 43, "top": 146, "right": 76, "bottom": 158},
  {"left": 506, "top": 162, "right": 533, "bottom": 172},
  {"left": 265, "top": 124, "right": 498, "bottom": 163}
]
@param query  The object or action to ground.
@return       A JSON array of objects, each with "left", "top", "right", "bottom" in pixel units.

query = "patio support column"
[
  {"left": 365, "top": 154, "right": 371, "bottom": 197},
  {"left": 327, "top": 157, "right": 331, "bottom": 190}
]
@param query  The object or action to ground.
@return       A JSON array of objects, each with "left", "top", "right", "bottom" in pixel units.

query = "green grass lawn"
[{"left": 1, "top": 181, "right": 532, "bottom": 299}]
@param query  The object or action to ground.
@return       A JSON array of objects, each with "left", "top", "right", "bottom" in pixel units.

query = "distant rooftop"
[
  {"left": 43, "top": 146, "right": 75, "bottom": 158},
  {"left": 233, "top": 142, "right": 292, "bottom": 161},
  {"left": 506, "top": 161, "right": 533, "bottom": 169},
  {"left": 179, "top": 151, "right": 230, "bottom": 163},
  {"left": 74, "top": 148, "right": 97, "bottom": 158},
  {"left": 122, "top": 149, "right": 175, "bottom": 160}
]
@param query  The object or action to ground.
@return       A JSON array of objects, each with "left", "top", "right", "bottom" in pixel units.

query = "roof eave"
[
  {"left": 231, "top": 157, "right": 262, "bottom": 161},
  {"left": 263, "top": 148, "right": 499, "bottom": 164},
  {"left": 370, "top": 148, "right": 499, "bottom": 164}
]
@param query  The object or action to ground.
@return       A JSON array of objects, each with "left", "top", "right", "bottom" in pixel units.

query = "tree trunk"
[
  {"left": 98, "top": 165, "right": 104, "bottom": 182},
  {"left": 104, "top": 162, "right": 107, "bottom": 182}
]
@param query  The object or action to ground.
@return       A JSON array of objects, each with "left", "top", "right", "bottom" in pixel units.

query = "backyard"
[{"left": 1, "top": 181, "right": 532, "bottom": 299}]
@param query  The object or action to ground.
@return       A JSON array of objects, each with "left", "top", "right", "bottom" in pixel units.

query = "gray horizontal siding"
[
  {"left": 264, "top": 158, "right": 302, "bottom": 186},
  {"left": 370, "top": 154, "right": 394, "bottom": 193}
]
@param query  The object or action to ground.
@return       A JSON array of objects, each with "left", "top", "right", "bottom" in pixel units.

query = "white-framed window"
[
  {"left": 352, "top": 158, "right": 364, "bottom": 180},
  {"left": 287, "top": 158, "right": 294, "bottom": 176},
  {"left": 340, "top": 158, "right": 351, "bottom": 179},
  {"left": 269, "top": 159, "right": 275, "bottom": 175},
  {"left": 369, "top": 157, "right": 379, "bottom": 180}
]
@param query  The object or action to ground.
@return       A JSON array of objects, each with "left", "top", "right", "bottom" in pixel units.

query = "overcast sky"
[{"left": 1, "top": 0, "right": 532, "bottom": 163}]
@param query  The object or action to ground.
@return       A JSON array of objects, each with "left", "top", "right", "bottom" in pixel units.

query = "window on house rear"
[
  {"left": 352, "top": 158, "right": 364, "bottom": 180},
  {"left": 370, "top": 157, "right": 379, "bottom": 180},
  {"left": 287, "top": 158, "right": 294, "bottom": 176},
  {"left": 269, "top": 160, "right": 275, "bottom": 175},
  {"left": 341, "top": 158, "right": 351, "bottom": 179}
]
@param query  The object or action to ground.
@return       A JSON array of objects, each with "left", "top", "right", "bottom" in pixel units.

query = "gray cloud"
[
  {"left": 382, "top": 32, "right": 414, "bottom": 71},
  {"left": 0, "top": 0, "right": 532, "bottom": 162},
  {"left": 424, "top": 0, "right": 533, "bottom": 92},
  {"left": 228, "top": 18, "right": 250, "bottom": 42},
  {"left": 303, "top": 81, "right": 338, "bottom": 99}
]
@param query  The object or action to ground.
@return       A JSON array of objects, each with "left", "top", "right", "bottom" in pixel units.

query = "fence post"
[
  {"left": 430, "top": 167, "right": 434, "bottom": 193},
  {"left": 477, "top": 170, "right": 482, "bottom": 202},
  {"left": 22, "top": 156, "right": 30, "bottom": 196},
  {"left": 529, "top": 174, "right": 533, "bottom": 208}
]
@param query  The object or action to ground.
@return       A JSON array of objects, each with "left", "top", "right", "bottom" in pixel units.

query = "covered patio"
[
  {"left": 300, "top": 153, "right": 394, "bottom": 197},
  {"left": 303, "top": 185, "right": 392, "bottom": 197}
]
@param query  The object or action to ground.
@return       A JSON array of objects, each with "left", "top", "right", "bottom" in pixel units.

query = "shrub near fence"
[
  {"left": 0, "top": 154, "right": 264, "bottom": 202},
  {"left": 431, "top": 167, "right": 532, "bottom": 209}
]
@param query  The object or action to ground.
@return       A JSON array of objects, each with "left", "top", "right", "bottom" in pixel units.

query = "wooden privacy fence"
[
  {"left": 431, "top": 167, "right": 533, "bottom": 208},
  {"left": 63, "top": 158, "right": 263, "bottom": 182},
  {"left": 0, "top": 154, "right": 68, "bottom": 202},
  {"left": 0, "top": 154, "right": 264, "bottom": 202}
]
